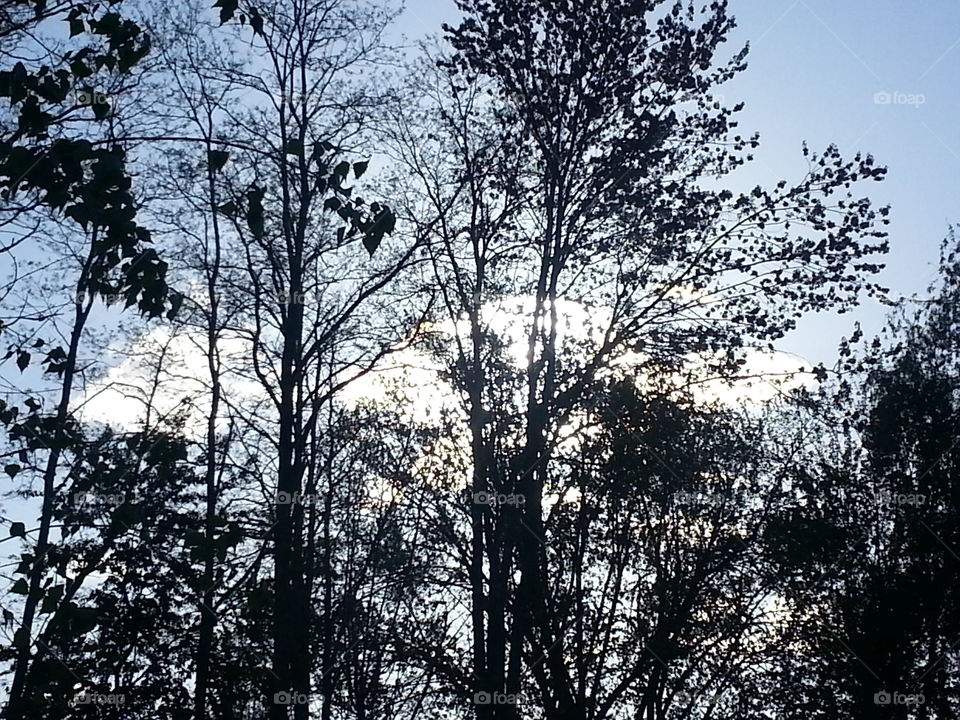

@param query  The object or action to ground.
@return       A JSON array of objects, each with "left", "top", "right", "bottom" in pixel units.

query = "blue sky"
[{"left": 394, "top": 0, "right": 960, "bottom": 367}]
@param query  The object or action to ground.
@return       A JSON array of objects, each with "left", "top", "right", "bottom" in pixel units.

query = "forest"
[{"left": 0, "top": 0, "right": 957, "bottom": 718}]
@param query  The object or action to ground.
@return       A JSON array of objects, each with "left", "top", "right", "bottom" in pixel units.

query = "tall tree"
[
  {"left": 765, "top": 233, "right": 960, "bottom": 720},
  {"left": 392, "top": 1, "right": 890, "bottom": 717},
  {"left": 152, "top": 1, "right": 415, "bottom": 715},
  {"left": 0, "top": 3, "right": 179, "bottom": 715}
]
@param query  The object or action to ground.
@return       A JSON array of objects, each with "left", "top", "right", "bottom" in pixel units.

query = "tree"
[
  {"left": 0, "top": 3, "right": 180, "bottom": 716},
  {"left": 138, "top": 0, "right": 417, "bottom": 715},
  {"left": 765, "top": 233, "right": 960, "bottom": 720},
  {"left": 390, "top": 0, "right": 890, "bottom": 717},
  {"left": 5, "top": 2, "right": 942, "bottom": 719}
]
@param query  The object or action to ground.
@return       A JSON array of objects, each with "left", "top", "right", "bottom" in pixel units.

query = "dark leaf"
[{"left": 207, "top": 149, "right": 229, "bottom": 172}]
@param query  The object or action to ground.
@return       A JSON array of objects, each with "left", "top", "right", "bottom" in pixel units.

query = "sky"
[
  {"left": 393, "top": 0, "right": 960, "bottom": 368},
  {"left": 6, "top": 0, "right": 959, "bottom": 422}
]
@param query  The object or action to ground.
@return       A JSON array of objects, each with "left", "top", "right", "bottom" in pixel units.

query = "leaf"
[
  {"left": 324, "top": 197, "right": 342, "bottom": 212},
  {"left": 16, "top": 351, "right": 29, "bottom": 372},
  {"left": 217, "top": 201, "right": 237, "bottom": 217},
  {"left": 11, "top": 579, "right": 28, "bottom": 595},
  {"left": 371, "top": 206, "right": 396, "bottom": 235},
  {"left": 284, "top": 139, "right": 304, "bottom": 156},
  {"left": 166, "top": 290, "right": 185, "bottom": 320},
  {"left": 215, "top": 0, "right": 240, "bottom": 25},
  {"left": 207, "top": 149, "right": 229, "bottom": 172},
  {"left": 249, "top": 7, "right": 265, "bottom": 36},
  {"left": 245, "top": 185, "right": 265, "bottom": 240},
  {"left": 69, "top": 18, "right": 85, "bottom": 37},
  {"left": 362, "top": 232, "right": 381, "bottom": 257},
  {"left": 91, "top": 100, "right": 110, "bottom": 120},
  {"left": 361, "top": 207, "right": 396, "bottom": 257},
  {"left": 333, "top": 160, "right": 350, "bottom": 178},
  {"left": 4, "top": 465, "right": 21, "bottom": 479},
  {"left": 9, "top": 521, "right": 25, "bottom": 537},
  {"left": 62, "top": 604, "right": 98, "bottom": 636},
  {"left": 353, "top": 160, "right": 369, "bottom": 178},
  {"left": 40, "top": 584, "right": 64, "bottom": 613}
]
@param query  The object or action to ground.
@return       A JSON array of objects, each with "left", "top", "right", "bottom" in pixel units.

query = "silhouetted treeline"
[{"left": 0, "top": 1, "right": 954, "bottom": 719}]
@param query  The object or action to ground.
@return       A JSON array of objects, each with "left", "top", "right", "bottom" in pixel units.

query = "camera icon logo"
[
  {"left": 873, "top": 91, "right": 892, "bottom": 105},
  {"left": 75, "top": 90, "right": 109, "bottom": 106},
  {"left": 273, "top": 691, "right": 312, "bottom": 705},
  {"left": 473, "top": 692, "right": 492, "bottom": 705},
  {"left": 471, "top": 691, "right": 522, "bottom": 705},
  {"left": 874, "top": 691, "right": 892, "bottom": 705},
  {"left": 473, "top": 491, "right": 492, "bottom": 505}
]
